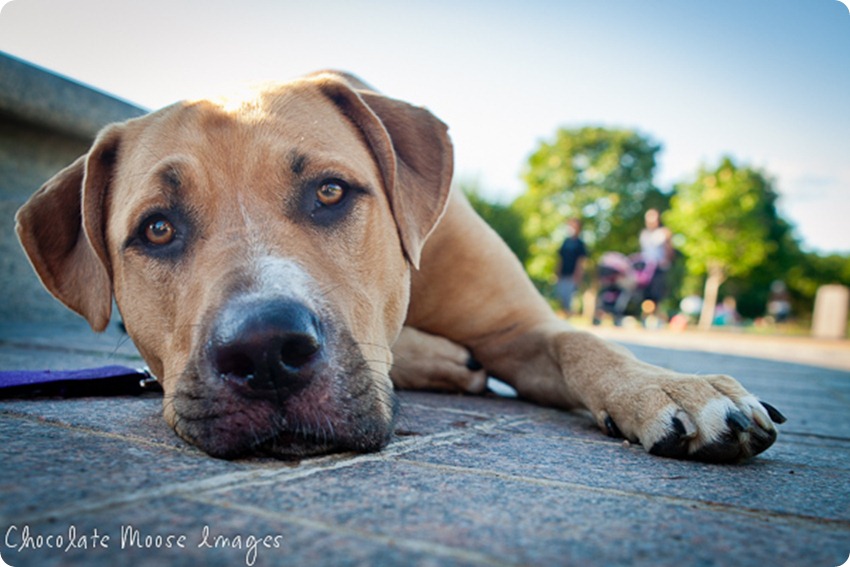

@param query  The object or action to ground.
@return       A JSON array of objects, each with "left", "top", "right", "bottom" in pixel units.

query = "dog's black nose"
[{"left": 209, "top": 298, "right": 323, "bottom": 393}]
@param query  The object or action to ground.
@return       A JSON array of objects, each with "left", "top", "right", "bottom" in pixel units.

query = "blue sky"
[{"left": 1, "top": 0, "right": 848, "bottom": 254}]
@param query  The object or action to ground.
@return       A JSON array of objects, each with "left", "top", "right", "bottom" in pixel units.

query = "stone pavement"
[
  {"left": 0, "top": 320, "right": 848, "bottom": 567},
  {"left": 589, "top": 325, "right": 850, "bottom": 372}
]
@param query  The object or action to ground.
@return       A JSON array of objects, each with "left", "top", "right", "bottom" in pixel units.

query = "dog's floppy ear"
[
  {"left": 15, "top": 125, "right": 123, "bottom": 332},
  {"left": 313, "top": 72, "right": 454, "bottom": 269}
]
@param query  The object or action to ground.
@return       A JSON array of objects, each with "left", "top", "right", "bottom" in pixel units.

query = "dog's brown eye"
[
  {"left": 144, "top": 218, "right": 176, "bottom": 246},
  {"left": 316, "top": 181, "right": 345, "bottom": 207}
]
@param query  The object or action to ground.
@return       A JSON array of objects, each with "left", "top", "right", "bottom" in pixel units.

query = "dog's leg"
[
  {"left": 407, "top": 193, "right": 785, "bottom": 462},
  {"left": 390, "top": 327, "right": 487, "bottom": 393}
]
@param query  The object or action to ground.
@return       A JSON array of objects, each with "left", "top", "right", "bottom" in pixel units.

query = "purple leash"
[{"left": 0, "top": 366, "right": 161, "bottom": 398}]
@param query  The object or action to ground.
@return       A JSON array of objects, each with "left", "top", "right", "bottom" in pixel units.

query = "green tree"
[
  {"left": 722, "top": 211, "right": 800, "bottom": 319},
  {"left": 462, "top": 182, "right": 529, "bottom": 265},
  {"left": 665, "top": 157, "right": 778, "bottom": 329},
  {"left": 514, "top": 126, "right": 663, "bottom": 291},
  {"left": 786, "top": 251, "right": 850, "bottom": 321}
]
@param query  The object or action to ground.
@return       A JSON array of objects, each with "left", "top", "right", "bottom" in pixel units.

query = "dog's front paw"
[
  {"left": 599, "top": 373, "right": 786, "bottom": 462},
  {"left": 390, "top": 327, "right": 487, "bottom": 394}
]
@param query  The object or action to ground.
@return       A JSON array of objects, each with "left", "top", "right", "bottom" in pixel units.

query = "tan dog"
[{"left": 15, "top": 71, "right": 784, "bottom": 462}]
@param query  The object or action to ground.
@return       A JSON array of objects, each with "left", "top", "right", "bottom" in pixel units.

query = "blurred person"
[
  {"left": 670, "top": 295, "right": 703, "bottom": 331},
  {"left": 767, "top": 280, "right": 792, "bottom": 322},
  {"left": 679, "top": 294, "right": 703, "bottom": 318},
  {"left": 714, "top": 296, "right": 741, "bottom": 326},
  {"left": 639, "top": 208, "right": 674, "bottom": 313},
  {"left": 555, "top": 218, "right": 587, "bottom": 316}
]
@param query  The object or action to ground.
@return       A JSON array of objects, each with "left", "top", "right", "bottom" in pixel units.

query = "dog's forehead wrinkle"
[
  {"left": 145, "top": 162, "right": 187, "bottom": 208},
  {"left": 288, "top": 150, "right": 308, "bottom": 176},
  {"left": 160, "top": 164, "right": 183, "bottom": 189}
]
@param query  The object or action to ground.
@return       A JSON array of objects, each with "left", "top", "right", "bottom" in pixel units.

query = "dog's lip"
[
  {"left": 173, "top": 407, "right": 339, "bottom": 459},
  {"left": 171, "top": 383, "right": 376, "bottom": 459}
]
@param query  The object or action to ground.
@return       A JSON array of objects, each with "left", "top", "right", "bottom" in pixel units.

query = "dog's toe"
[{"left": 648, "top": 411, "right": 698, "bottom": 458}]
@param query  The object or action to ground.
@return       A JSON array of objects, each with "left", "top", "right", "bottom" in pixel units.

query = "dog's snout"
[{"left": 209, "top": 298, "right": 323, "bottom": 392}]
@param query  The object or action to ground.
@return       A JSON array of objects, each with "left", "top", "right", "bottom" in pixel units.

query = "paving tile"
[
  {"left": 0, "top": 416, "right": 260, "bottom": 522},
  {"left": 761, "top": 433, "right": 850, "bottom": 470},
  {"left": 397, "top": 427, "right": 850, "bottom": 523},
  {"left": 0, "top": 396, "right": 182, "bottom": 450},
  {"left": 208, "top": 459, "right": 850, "bottom": 567},
  {"left": 397, "top": 390, "right": 546, "bottom": 418},
  {"left": 622, "top": 343, "right": 850, "bottom": 387},
  {"left": 1, "top": 495, "right": 490, "bottom": 567},
  {"left": 392, "top": 393, "right": 511, "bottom": 438}
]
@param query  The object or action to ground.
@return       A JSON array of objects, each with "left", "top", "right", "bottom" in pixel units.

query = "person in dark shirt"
[{"left": 555, "top": 218, "right": 587, "bottom": 316}]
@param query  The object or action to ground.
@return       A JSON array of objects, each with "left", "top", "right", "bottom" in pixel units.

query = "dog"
[{"left": 15, "top": 71, "right": 784, "bottom": 462}]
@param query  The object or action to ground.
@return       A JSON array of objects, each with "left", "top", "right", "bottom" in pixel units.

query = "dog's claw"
[
  {"left": 604, "top": 415, "right": 623, "bottom": 438},
  {"left": 726, "top": 410, "right": 752, "bottom": 433},
  {"left": 760, "top": 401, "right": 787, "bottom": 424},
  {"left": 674, "top": 410, "right": 697, "bottom": 438}
]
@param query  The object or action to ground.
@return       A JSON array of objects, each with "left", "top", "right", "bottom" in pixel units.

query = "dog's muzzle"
[{"left": 170, "top": 295, "right": 397, "bottom": 460}]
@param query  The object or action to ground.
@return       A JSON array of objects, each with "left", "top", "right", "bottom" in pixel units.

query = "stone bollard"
[{"left": 811, "top": 285, "right": 849, "bottom": 340}]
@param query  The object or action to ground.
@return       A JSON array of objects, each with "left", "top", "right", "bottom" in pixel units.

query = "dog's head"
[{"left": 15, "top": 72, "right": 453, "bottom": 458}]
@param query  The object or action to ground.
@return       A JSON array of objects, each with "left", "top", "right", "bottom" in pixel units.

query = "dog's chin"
[
  {"left": 256, "top": 434, "right": 341, "bottom": 460},
  {"left": 255, "top": 430, "right": 385, "bottom": 460},
  {"left": 170, "top": 387, "right": 397, "bottom": 461},
  {"left": 178, "top": 422, "right": 389, "bottom": 461},
  {"left": 191, "top": 425, "right": 390, "bottom": 461},
  {"left": 197, "top": 432, "right": 341, "bottom": 461}
]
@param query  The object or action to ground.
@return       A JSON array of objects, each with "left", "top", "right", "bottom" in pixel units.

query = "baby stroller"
[{"left": 595, "top": 252, "right": 656, "bottom": 324}]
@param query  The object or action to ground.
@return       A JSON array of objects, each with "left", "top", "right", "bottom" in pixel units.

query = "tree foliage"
[
  {"left": 467, "top": 128, "right": 848, "bottom": 327},
  {"left": 514, "top": 126, "right": 664, "bottom": 288},
  {"left": 786, "top": 251, "right": 850, "bottom": 319},
  {"left": 664, "top": 157, "right": 779, "bottom": 327},
  {"left": 461, "top": 182, "right": 529, "bottom": 265},
  {"left": 722, "top": 206, "right": 799, "bottom": 319}
]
